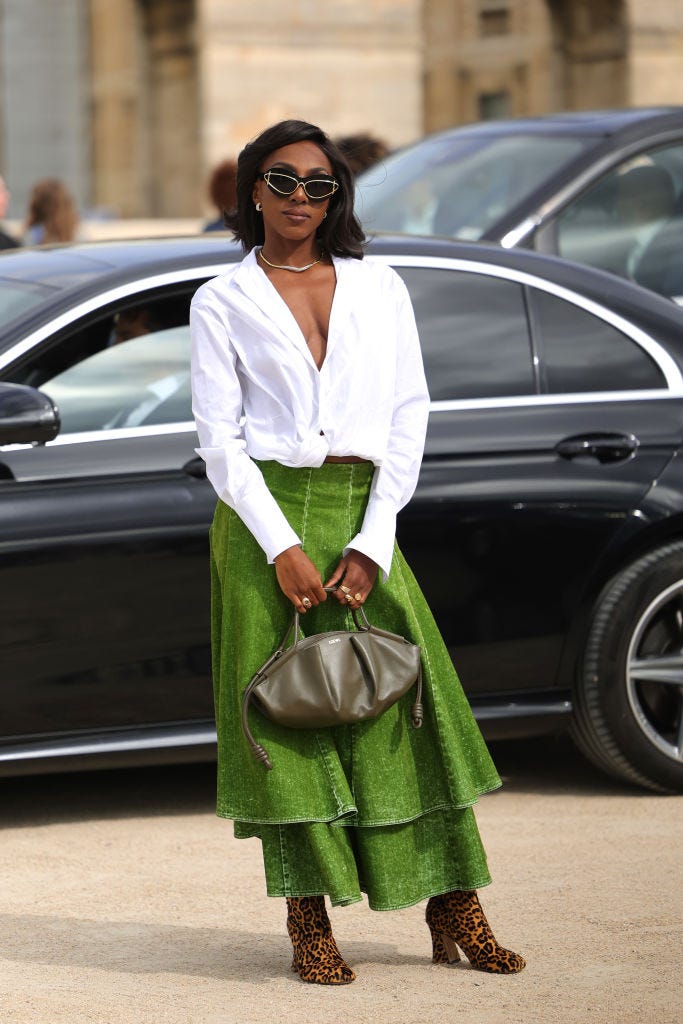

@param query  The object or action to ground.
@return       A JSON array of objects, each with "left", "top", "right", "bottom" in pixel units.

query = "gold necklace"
[{"left": 258, "top": 248, "right": 322, "bottom": 273}]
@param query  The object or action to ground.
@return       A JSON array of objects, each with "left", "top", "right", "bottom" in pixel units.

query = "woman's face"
[{"left": 252, "top": 140, "right": 335, "bottom": 245}]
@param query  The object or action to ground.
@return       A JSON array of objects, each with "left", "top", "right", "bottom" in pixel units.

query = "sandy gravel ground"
[{"left": 1, "top": 737, "right": 681, "bottom": 1024}]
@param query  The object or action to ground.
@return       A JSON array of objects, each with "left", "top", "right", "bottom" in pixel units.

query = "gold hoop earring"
[{"left": 255, "top": 202, "right": 262, "bottom": 212}]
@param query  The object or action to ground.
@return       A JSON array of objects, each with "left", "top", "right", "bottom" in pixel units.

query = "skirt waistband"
[{"left": 323, "top": 455, "right": 372, "bottom": 465}]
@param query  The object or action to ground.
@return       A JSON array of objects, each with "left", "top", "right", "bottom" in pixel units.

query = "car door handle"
[
  {"left": 183, "top": 455, "right": 207, "bottom": 478},
  {"left": 555, "top": 433, "right": 639, "bottom": 464}
]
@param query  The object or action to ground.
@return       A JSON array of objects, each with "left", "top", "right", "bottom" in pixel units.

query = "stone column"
[
  {"left": 143, "top": 0, "right": 201, "bottom": 217},
  {"left": 0, "top": 0, "right": 90, "bottom": 220},
  {"left": 626, "top": 0, "right": 683, "bottom": 104},
  {"left": 89, "top": 0, "right": 149, "bottom": 217}
]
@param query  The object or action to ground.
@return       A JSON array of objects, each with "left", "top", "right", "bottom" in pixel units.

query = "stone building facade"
[
  {"left": 424, "top": 0, "right": 683, "bottom": 133},
  {"left": 0, "top": 0, "right": 681, "bottom": 219}
]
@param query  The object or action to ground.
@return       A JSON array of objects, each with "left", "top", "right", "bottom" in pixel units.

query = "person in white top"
[{"left": 190, "top": 119, "right": 525, "bottom": 986}]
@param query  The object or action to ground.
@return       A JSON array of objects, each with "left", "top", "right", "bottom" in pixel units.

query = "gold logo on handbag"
[{"left": 241, "top": 588, "right": 423, "bottom": 771}]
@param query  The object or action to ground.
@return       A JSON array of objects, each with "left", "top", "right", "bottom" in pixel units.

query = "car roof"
[
  {"left": 0, "top": 234, "right": 242, "bottom": 283},
  {"left": 414, "top": 107, "right": 683, "bottom": 142}
]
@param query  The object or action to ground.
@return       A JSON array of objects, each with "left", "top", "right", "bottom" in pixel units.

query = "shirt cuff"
[
  {"left": 344, "top": 499, "right": 397, "bottom": 581},
  {"left": 230, "top": 484, "right": 302, "bottom": 564}
]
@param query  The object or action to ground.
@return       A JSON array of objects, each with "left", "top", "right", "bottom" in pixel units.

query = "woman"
[
  {"left": 24, "top": 177, "right": 79, "bottom": 245},
  {"left": 190, "top": 119, "right": 525, "bottom": 985}
]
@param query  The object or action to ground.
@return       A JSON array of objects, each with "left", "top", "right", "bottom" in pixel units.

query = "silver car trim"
[
  {"left": 0, "top": 254, "right": 679, "bottom": 457},
  {"left": 47, "top": 421, "right": 197, "bottom": 447},
  {"left": 429, "top": 389, "right": 681, "bottom": 413},
  {"left": 5, "top": 384, "right": 678, "bottom": 455},
  {"left": 369, "top": 254, "right": 683, "bottom": 392},
  {"left": 0, "top": 723, "right": 218, "bottom": 763},
  {"left": 0, "top": 420, "right": 197, "bottom": 452},
  {"left": 500, "top": 217, "right": 539, "bottom": 248},
  {"left": 0, "top": 697, "right": 572, "bottom": 769},
  {"left": 0, "top": 262, "right": 231, "bottom": 371}
]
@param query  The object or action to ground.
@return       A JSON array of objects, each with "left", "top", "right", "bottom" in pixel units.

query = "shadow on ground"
[{"left": 0, "top": 910, "right": 431, "bottom": 982}]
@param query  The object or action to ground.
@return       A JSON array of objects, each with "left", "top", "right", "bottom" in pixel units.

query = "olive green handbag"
[{"left": 241, "top": 591, "right": 423, "bottom": 771}]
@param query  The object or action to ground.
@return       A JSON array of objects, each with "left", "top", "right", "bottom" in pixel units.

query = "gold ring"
[
  {"left": 302, "top": 597, "right": 311, "bottom": 608},
  {"left": 354, "top": 593, "right": 362, "bottom": 602},
  {"left": 339, "top": 585, "right": 351, "bottom": 595},
  {"left": 345, "top": 594, "right": 353, "bottom": 603}
]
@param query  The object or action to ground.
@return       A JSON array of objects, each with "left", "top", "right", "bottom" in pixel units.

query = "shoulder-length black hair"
[{"left": 224, "top": 119, "right": 365, "bottom": 259}]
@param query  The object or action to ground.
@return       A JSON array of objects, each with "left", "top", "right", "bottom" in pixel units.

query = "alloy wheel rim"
[{"left": 626, "top": 579, "right": 683, "bottom": 763}]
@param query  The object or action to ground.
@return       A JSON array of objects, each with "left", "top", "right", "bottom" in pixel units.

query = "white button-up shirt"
[{"left": 190, "top": 247, "right": 430, "bottom": 579}]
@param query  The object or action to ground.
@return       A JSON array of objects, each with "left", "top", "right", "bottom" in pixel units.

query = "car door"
[
  {"left": 387, "top": 257, "right": 682, "bottom": 701},
  {"left": 0, "top": 278, "right": 217, "bottom": 750}
]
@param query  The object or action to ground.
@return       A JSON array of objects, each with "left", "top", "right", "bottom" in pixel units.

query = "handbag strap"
[{"left": 286, "top": 584, "right": 371, "bottom": 651}]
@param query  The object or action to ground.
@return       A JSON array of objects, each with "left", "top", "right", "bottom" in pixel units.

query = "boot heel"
[
  {"left": 430, "top": 926, "right": 461, "bottom": 964},
  {"left": 426, "top": 891, "right": 525, "bottom": 975}
]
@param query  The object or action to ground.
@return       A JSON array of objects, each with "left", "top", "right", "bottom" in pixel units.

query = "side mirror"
[{"left": 0, "top": 382, "right": 60, "bottom": 445}]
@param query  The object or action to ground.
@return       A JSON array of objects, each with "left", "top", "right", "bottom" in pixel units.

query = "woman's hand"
[
  {"left": 325, "top": 550, "right": 378, "bottom": 610},
  {"left": 274, "top": 545, "right": 327, "bottom": 613}
]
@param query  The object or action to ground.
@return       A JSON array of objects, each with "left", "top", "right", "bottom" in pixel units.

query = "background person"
[
  {"left": 190, "top": 119, "right": 525, "bottom": 986},
  {"left": 0, "top": 175, "right": 19, "bottom": 249},
  {"left": 24, "top": 177, "right": 79, "bottom": 245},
  {"left": 335, "top": 131, "right": 389, "bottom": 175},
  {"left": 202, "top": 158, "right": 238, "bottom": 232},
  {"left": 109, "top": 305, "right": 162, "bottom": 346},
  {"left": 615, "top": 164, "right": 682, "bottom": 296}
]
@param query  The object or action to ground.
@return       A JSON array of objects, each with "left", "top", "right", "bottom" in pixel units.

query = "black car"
[
  {"left": 356, "top": 108, "right": 683, "bottom": 302},
  {"left": 1, "top": 235, "right": 683, "bottom": 793}
]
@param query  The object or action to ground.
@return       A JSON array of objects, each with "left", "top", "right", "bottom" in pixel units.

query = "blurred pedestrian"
[
  {"left": 109, "top": 304, "right": 161, "bottom": 346},
  {"left": 0, "top": 175, "right": 19, "bottom": 249},
  {"left": 203, "top": 159, "right": 237, "bottom": 232},
  {"left": 335, "top": 132, "right": 389, "bottom": 175},
  {"left": 24, "top": 178, "right": 79, "bottom": 245}
]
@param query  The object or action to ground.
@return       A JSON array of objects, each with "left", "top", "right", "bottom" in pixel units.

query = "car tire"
[{"left": 571, "top": 540, "right": 683, "bottom": 793}]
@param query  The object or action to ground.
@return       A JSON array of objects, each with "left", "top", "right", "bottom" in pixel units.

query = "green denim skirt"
[{"left": 209, "top": 461, "right": 501, "bottom": 910}]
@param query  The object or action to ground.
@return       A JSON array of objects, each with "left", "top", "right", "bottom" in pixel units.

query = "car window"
[
  {"left": 396, "top": 267, "right": 534, "bottom": 400},
  {"left": 531, "top": 288, "right": 666, "bottom": 393},
  {"left": 555, "top": 142, "right": 683, "bottom": 301},
  {"left": 41, "top": 326, "right": 191, "bottom": 433},
  {"left": 4, "top": 286, "right": 199, "bottom": 431},
  {"left": 357, "top": 133, "right": 589, "bottom": 240}
]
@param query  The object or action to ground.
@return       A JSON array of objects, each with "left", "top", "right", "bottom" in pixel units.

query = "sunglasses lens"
[
  {"left": 265, "top": 172, "right": 298, "bottom": 195},
  {"left": 261, "top": 170, "right": 338, "bottom": 200},
  {"left": 305, "top": 178, "right": 337, "bottom": 199}
]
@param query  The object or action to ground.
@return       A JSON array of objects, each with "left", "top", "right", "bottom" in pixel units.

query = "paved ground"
[{"left": 1, "top": 737, "right": 681, "bottom": 1024}]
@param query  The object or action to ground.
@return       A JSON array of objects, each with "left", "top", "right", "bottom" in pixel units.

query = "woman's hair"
[
  {"left": 25, "top": 177, "right": 79, "bottom": 243},
  {"left": 225, "top": 119, "right": 365, "bottom": 259}
]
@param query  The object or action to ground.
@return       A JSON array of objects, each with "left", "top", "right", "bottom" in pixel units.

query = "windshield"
[
  {"left": 355, "top": 132, "right": 589, "bottom": 240},
  {"left": 0, "top": 277, "right": 60, "bottom": 323}
]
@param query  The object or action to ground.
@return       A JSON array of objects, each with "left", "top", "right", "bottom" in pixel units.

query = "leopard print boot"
[
  {"left": 426, "top": 890, "right": 525, "bottom": 974},
  {"left": 286, "top": 896, "right": 356, "bottom": 985}
]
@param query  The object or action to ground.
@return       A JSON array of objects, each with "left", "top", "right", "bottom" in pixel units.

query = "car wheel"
[{"left": 571, "top": 540, "right": 683, "bottom": 793}]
